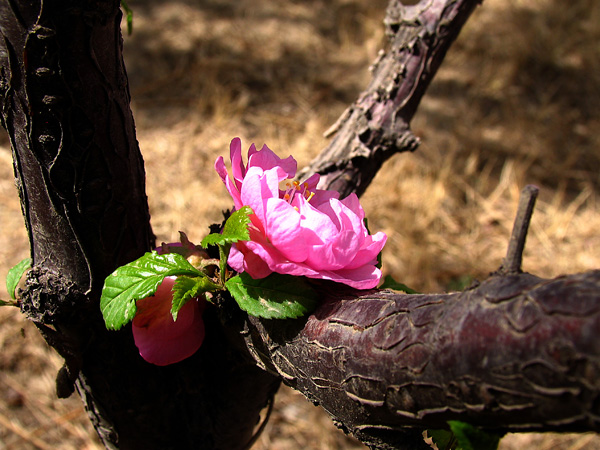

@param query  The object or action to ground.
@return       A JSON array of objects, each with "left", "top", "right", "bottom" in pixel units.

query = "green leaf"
[
  {"left": 448, "top": 421, "right": 503, "bottom": 450},
  {"left": 100, "top": 252, "right": 203, "bottom": 330},
  {"left": 201, "top": 206, "right": 253, "bottom": 248},
  {"left": 428, "top": 429, "right": 457, "bottom": 450},
  {"left": 6, "top": 258, "right": 31, "bottom": 300},
  {"left": 379, "top": 274, "right": 419, "bottom": 294},
  {"left": 171, "top": 275, "right": 221, "bottom": 320},
  {"left": 225, "top": 272, "right": 318, "bottom": 319}
]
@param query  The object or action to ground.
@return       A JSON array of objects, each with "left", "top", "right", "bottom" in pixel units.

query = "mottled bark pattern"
[
  {"left": 299, "top": 0, "right": 481, "bottom": 198},
  {"left": 242, "top": 271, "right": 600, "bottom": 448}
]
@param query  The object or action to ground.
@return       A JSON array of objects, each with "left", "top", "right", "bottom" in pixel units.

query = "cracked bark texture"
[
  {"left": 241, "top": 271, "right": 600, "bottom": 449},
  {"left": 0, "top": 1, "right": 279, "bottom": 449}
]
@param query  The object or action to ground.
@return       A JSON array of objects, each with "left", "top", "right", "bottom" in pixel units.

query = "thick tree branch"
[
  {"left": 238, "top": 270, "right": 600, "bottom": 448},
  {"left": 299, "top": 0, "right": 482, "bottom": 198}
]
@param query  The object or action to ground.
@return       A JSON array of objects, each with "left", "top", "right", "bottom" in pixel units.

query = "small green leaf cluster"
[
  {"left": 99, "top": 206, "right": 319, "bottom": 330},
  {"left": 428, "top": 421, "right": 504, "bottom": 450}
]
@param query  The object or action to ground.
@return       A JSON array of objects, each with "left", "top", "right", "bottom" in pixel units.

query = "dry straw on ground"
[{"left": 0, "top": 0, "right": 598, "bottom": 448}]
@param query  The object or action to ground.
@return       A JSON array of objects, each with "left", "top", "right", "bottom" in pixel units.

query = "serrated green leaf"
[
  {"left": 427, "top": 429, "right": 457, "bottom": 450},
  {"left": 448, "top": 421, "right": 503, "bottom": 450},
  {"left": 379, "top": 274, "right": 419, "bottom": 294},
  {"left": 6, "top": 258, "right": 31, "bottom": 300},
  {"left": 100, "top": 252, "right": 203, "bottom": 330},
  {"left": 171, "top": 275, "right": 221, "bottom": 320},
  {"left": 225, "top": 272, "right": 318, "bottom": 319},
  {"left": 201, "top": 206, "right": 253, "bottom": 248}
]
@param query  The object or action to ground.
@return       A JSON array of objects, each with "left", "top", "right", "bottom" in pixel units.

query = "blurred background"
[{"left": 0, "top": 0, "right": 599, "bottom": 448}]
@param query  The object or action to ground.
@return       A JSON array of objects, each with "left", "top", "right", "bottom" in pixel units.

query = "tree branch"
[
  {"left": 299, "top": 0, "right": 482, "bottom": 198},
  {"left": 238, "top": 269, "right": 600, "bottom": 448},
  {"left": 500, "top": 185, "right": 539, "bottom": 275}
]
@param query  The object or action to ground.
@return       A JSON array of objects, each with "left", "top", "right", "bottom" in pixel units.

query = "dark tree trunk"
[{"left": 0, "top": 1, "right": 279, "bottom": 449}]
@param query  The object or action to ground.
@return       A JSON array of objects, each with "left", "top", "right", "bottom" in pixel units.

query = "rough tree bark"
[
  {"left": 0, "top": 1, "right": 279, "bottom": 449},
  {"left": 1, "top": 0, "right": 598, "bottom": 450},
  {"left": 240, "top": 270, "right": 600, "bottom": 449}
]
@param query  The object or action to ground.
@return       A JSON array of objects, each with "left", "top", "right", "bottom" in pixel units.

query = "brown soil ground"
[{"left": 1, "top": 0, "right": 599, "bottom": 448}]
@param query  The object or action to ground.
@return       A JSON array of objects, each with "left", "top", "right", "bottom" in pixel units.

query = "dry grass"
[{"left": 0, "top": 0, "right": 599, "bottom": 448}]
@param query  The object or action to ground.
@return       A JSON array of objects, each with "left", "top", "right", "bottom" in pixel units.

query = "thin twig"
[{"left": 500, "top": 184, "right": 539, "bottom": 274}]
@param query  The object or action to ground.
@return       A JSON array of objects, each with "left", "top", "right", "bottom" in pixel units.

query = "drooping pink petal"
[
  {"left": 132, "top": 277, "right": 205, "bottom": 366},
  {"left": 324, "top": 264, "right": 382, "bottom": 290}
]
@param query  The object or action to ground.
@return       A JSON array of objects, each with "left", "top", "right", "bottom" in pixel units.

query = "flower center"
[{"left": 282, "top": 180, "right": 315, "bottom": 205}]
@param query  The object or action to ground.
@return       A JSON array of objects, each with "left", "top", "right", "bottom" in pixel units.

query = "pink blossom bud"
[{"left": 132, "top": 276, "right": 205, "bottom": 366}]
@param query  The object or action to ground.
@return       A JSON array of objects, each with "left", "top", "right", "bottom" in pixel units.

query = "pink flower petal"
[
  {"left": 327, "top": 264, "right": 382, "bottom": 290},
  {"left": 229, "top": 137, "right": 246, "bottom": 190},
  {"left": 248, "top": 144, "right": 297, "bottom": 178},
  {"left": 132, "top": 277, "right": 205, "bottom": 366},
  {"left": 344, "top": 231, "right": 387, "bottom": 270},
  {"left": 230, "top": 242, "right": 273, "bottom": 279},
  {"left": 215, "top": 156, "right": 243, "bottom": 210},
  {"left": 340, "top": 193, "right": 365, "bottom": 221},
  {"left": 264, "top": 198, "right": 309, "bottom": 263}
]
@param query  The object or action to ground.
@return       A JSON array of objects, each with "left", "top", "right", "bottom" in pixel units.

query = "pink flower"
[
  {"left": 215, "top": 138, "right": 387, "bottom": 289},
  {"left": 132, "top": 276, "right": 205, "bottom": 366}
]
